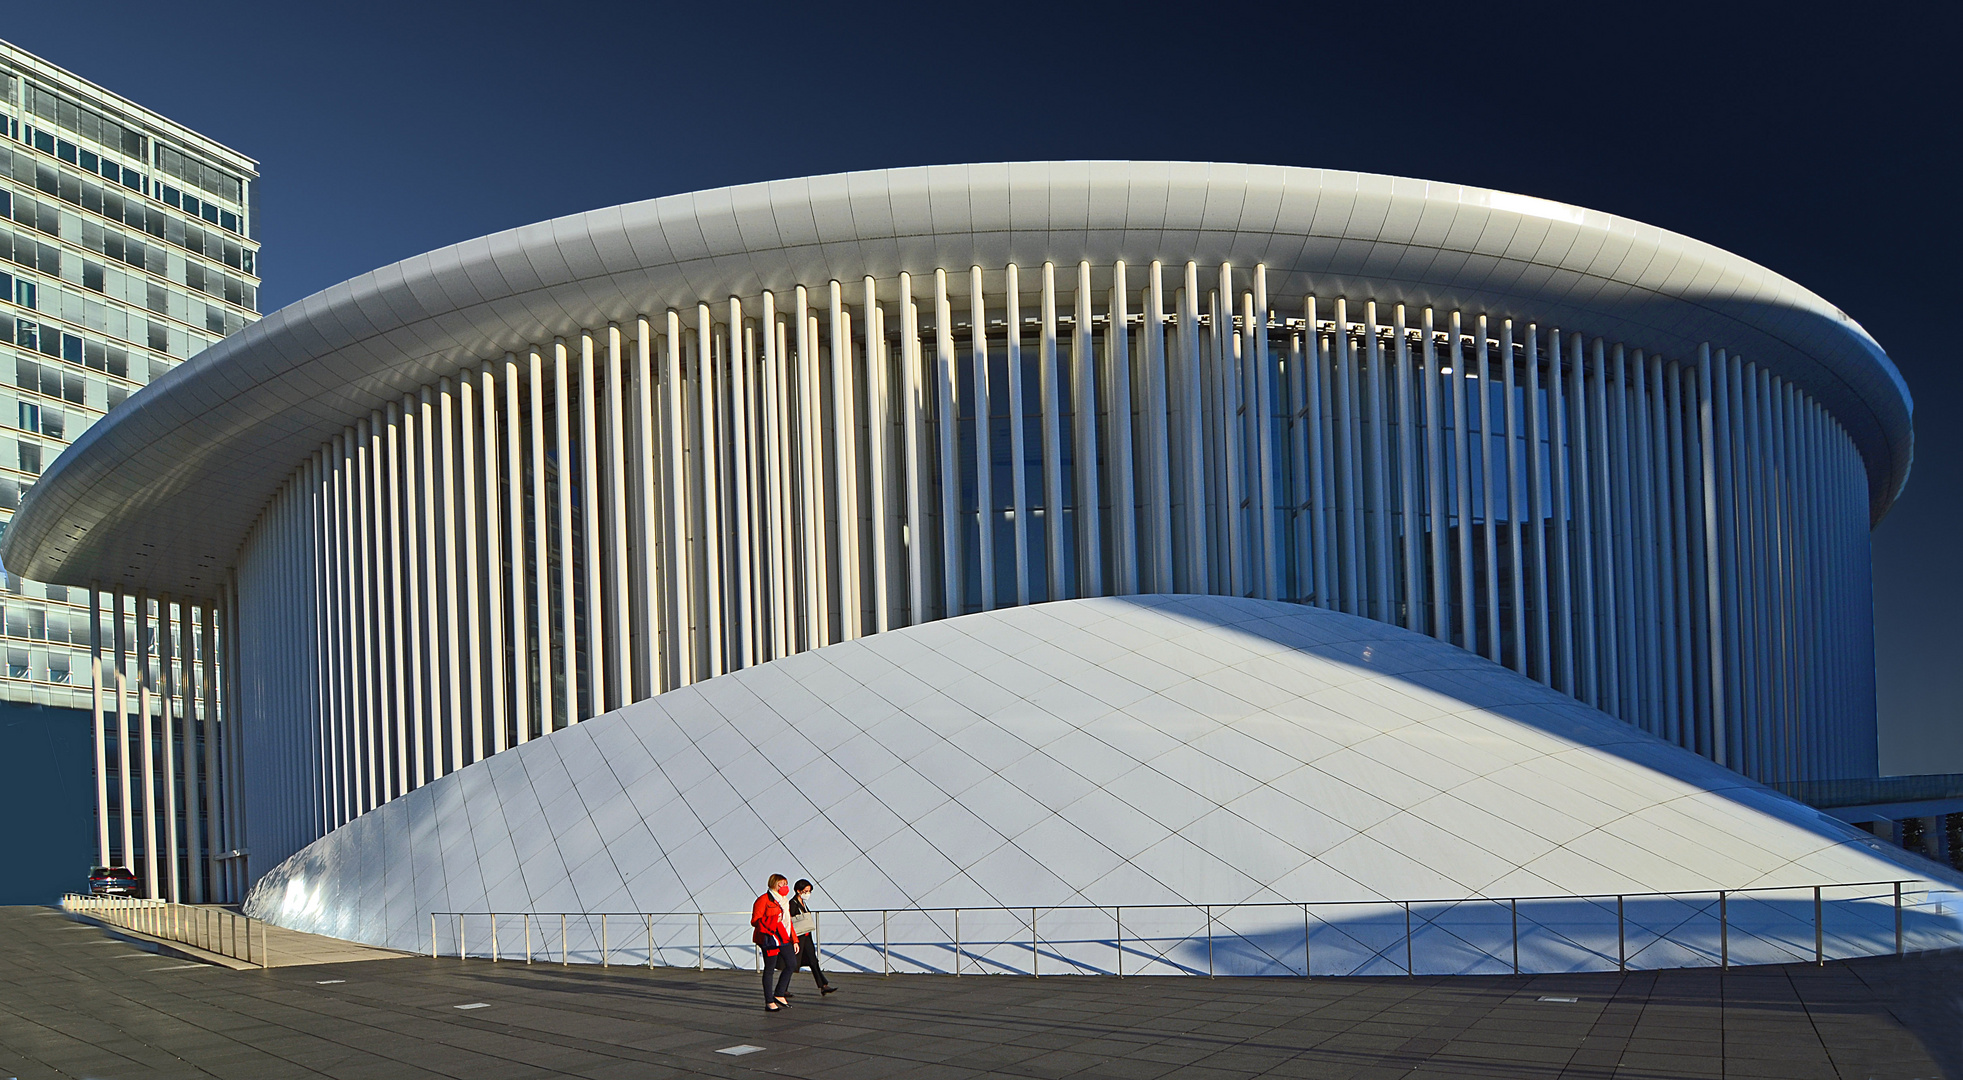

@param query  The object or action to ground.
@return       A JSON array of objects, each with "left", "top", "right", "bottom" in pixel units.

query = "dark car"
[{"left": 88, "top": 866, "right": 138, "bottom": 897}]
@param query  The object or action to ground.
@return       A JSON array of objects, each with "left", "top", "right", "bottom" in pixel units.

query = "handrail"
[
  {"left": 426, "top": 878, "right": 1961, "bottom": 978},
  {"left": 60, "top": 894, "right": 267, "bottom": 968}
]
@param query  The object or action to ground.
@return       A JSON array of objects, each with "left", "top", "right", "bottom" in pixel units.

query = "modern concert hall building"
[{"left": 7, "top": 162, "right": 1947, "bottom": 970}]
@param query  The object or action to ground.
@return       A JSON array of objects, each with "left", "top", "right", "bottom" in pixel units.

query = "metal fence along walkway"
[{"left": 431, "top": 878, "right": 1962, "bottom": 978}]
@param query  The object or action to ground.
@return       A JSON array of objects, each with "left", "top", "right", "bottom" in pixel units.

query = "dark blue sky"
[{"left": 7, "top": 1, "right": 1959, "bottom": 774}]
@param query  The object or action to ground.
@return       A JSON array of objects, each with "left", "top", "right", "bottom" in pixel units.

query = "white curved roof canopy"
[
  {"left": 244, "top": 596, "right": 1956, "bottom": 970},
  {"left": 1, "top": 161, "right": 1912, "bottom": 596}
]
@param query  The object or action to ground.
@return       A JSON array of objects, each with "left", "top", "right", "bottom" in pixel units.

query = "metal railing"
[
  {"left": 430, "top": 879, "right": 1961, "bottom": 978},
  {"left": 62, "top": 894, "right": 267, "bottom": 968}
]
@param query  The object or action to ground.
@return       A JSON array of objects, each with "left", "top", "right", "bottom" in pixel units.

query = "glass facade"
[{"left": 0, "top": 42, "right": 259, "bottom": 709}]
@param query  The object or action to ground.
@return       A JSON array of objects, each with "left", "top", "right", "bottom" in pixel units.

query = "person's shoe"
[{"left": 821, "top": 985, "right": 838, "bottom": 995}]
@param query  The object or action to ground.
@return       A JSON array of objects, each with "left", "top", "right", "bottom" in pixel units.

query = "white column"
[
  {"left": 136, "top": 589, "right": 157, "bottom": 895},
  {"left": 1250, "top": 266, "right": 1274, "bottom": 601},
  {"left": 414, "top": 392, "right": 440, "bottom": 770},
  {"left": 1696, "top": 344, "right": 1725, "bottom": 765},
  {"left": 1393, "top": 304, "right": 1419, "bottom": 632},
  {"left": 199, "top": 603, "right": 218, "bottom": 895},
  {"left": 1500, "top": 323, "right": 1526, "bottom": 674},
  {"left": 1110, "top": 261, "right": 1139, "bottom": 596},
  {"left": 1334, "top": 301, "right": 1361, "bottom": 615},
  {"left": 1074, "top": 262, "right": 1102, "bottom": 597},
  {"left": 500, "top": 356, "right": 530, "bottom": 740},
  {"left": 437, "top": 378, "right": 466, "bottom": 763},
  {"left": 1181, "top": 267, "right": 1207, "bottom": 596},
  {"left": 580, "top": 331, "right": 608, "bottom": 708},
  {"left": 631, "top": 321, "right": 662, "bottom": 696},
  {"left": 157, "top": 593, "right": 179, "bottom": 901},
  {"left": 761, "top": 294, "right": 790, "bottom": 653},
  {"left": 1609, "top": 346, "right": 1637, "bottom": 721},
  {"left": 111, "top": 586, "right": 130, "bottom": 875},
  {"left": 1656, "top": 359, "right": 1688, "bottom": 750},
  {"left": 109, "top": 584, "right": 129, "bottom": 871},
  {"left": 1587, "top": 340, "right": 1619, "bottom": 713},
  {"left": 795, "top": 286, "right": 826, "bottom": 645},
  {"left": 1477, "top": 319, "right": 1502, "bottom": 662},
  {"left": 1364, "top": 301, "right": 1392, "bottom": 622},
  {"left": 1304, "top": 298, "right": 1328, "bottom": 609},
  {"left": 179, "top": 600, "right": 200, "bottom": 902},
  {"left": 91, "top": 585, "right": 108, "bottom": 867},
  {"left": 605, "top": 328, "right": 633, "bottom": 696},
  {"left": 934, "top": 269, "right": 963, "bottom": 618},
  {"left": 459, "top": 377, "right": 486, "bottom": 762},
  {"left": 401, "top": 396, "right": 427, "bottom": 783},
  {"left": 661, "top": 317, "right": 694, "bottom": 686},
  {"left": 364, "top": 417, "right": 389, "bottom": 801},
  {"left": 830, "top": 285, "right": 862, "bottom": 638},
  {"left": 729, "top": 301, "right": 757, "bottom": 664},
  {"left": 1632, "top": 352, "right": 1663, "bottom": 734},
  {"left": 968, "top": 268, "right": 994, "bottom": 610},
  {"left": 1524, "top": 330, "right": 1551, "bottom": 685},
  {"left": 1144, "top": 262, "right": 1173, "bottom": 593},
  {"left": 900, "top": 279, "right": 927, "bottom": 624},
  {"left": 1546, "top": 332, "right": 1574, "bottom": 694},
  {"left": 1004, "top": 266, "right": 1030, "bottom": 607},
  {"left": 1450, "top": 313, "right": 1475, "bottom": 651},
  {"left": 1217, "top": 270, "right": 1244, "bottom": 598},
  {"left": 526, "top": 347, "right": 555, "bottom": 727},
  {"left": 368, "top": 413, "right": 394, "bottom": 799},
  {"left": 1421, "top": 311, "right": 1446, "bottom": 639},
  {"left": 1040, "top": 265, "right": 1066, "bottom": 600},
  {"left": 551, "top": 341, "right": 579, "bottom": 719},
  {"left": 481, "top": 363, "right": 510, "bottom": 751},
  {"left": 1569, "top": 333, "right": 1598, "bottom": 707}
]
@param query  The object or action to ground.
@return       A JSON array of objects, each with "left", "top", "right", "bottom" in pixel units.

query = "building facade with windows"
[
  {"left": 0, "top": 38, "right": 258, "bottom": 897},
  {"left": 0, "top": 163, "right": 1916, "bottom": 927}
]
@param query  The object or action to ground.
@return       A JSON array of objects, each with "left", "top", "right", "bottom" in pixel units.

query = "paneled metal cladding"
[{"left": 225, "top": 257, "right": 1878, "bottom": 877}]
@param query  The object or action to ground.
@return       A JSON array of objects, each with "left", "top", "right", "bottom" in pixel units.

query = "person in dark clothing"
[
  {"left": 750, "top": 874, "right": 796, "bottom": 1011},
  {"left": 787, "top": 879, "right": 837, "bottom": 995}
]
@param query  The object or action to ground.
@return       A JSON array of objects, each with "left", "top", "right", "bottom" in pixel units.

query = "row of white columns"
[
  {"left": 223, "top": 260, "right": 1879, "bottom": 873},
  {"left": 87, "top": 586, "right": 231, "bottom": 901}
]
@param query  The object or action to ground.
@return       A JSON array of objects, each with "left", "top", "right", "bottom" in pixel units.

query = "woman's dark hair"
[{"left": 794, "top": 879, "right": 813, "bottom": 893}]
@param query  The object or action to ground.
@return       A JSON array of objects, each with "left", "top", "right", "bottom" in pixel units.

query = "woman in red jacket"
[{"left": 751, "top": 874, "right": 796, "bottom": 1011}]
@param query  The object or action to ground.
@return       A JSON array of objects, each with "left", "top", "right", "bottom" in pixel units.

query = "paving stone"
[{"left": 0, "top": 906, "right": 1955, "bottom": 1079}]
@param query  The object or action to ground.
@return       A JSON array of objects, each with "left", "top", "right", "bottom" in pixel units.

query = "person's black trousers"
[
  {"left": 762, "top": 937, "right": 794, "bottom": 1003},
  {"left": 795, "top": 932, "right": 830, "bottom": 989}
]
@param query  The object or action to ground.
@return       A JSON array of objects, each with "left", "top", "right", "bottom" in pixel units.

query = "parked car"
[{"left": 88, "top": 866, "right": 138, "bottom": 897}]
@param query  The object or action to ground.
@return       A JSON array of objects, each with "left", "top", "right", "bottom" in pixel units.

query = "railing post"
[
  {"left": 246, "top": 916, "right": 252, "bottom": 965},
  {"left": 526, "top": 914, "right": 532, "bottom": 964},
  {"left": 1116, "top": 906, "right": 1123, "bottom": 978},
  {"left": 1031, "top": 907, "right": 1038, "bottom": 977},
  {"left": 260, "top": 919, "right": 267, "bottom": 970},
  {"left": 491, "top": 914, "right": 498, "bottom": 962},
  {"left": 697, "top": 913, "right": 704, "bottom": 970},
  {"left": 954, "top": 909, "right": 961, "bottom": 976},
  {"left": 1814, "top": 886, "right": 1824, "bottom": 966},
  {"left": 1403, "top": 902, "right": 1413, "bottom": 976},
  {"left": 1895, "top": 882, "right": 1903, "bottom": 956},
  {"left": 647, "top": 914, "right": 654, "bottom": 969},
  {"left": 1719, "top": 891, "right": 1728, "bottom": 971},
  {"left": 561, "top": 913, "right": 567, "bottom": 966},
  {"left": 1617, "top": 895, "right": 1625, "bottom": 972},
  {"left": 601, "top": 914, "right": 608, "bottom": 968},
  {"left": 459, "top": 914, "right": 465, "bottom": 960},
  {"left": 882, "top": 910, "right": 889, "bottom": 976},
  {"left": 1207, "top": 904, "right": 1214, "bottom": 978},
  {"left": 1304, "top": 903, "right": 1312, "bottom": 978},
  {"left": 1510, "top": 898, "right": 1519, "bottom": 975}
]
